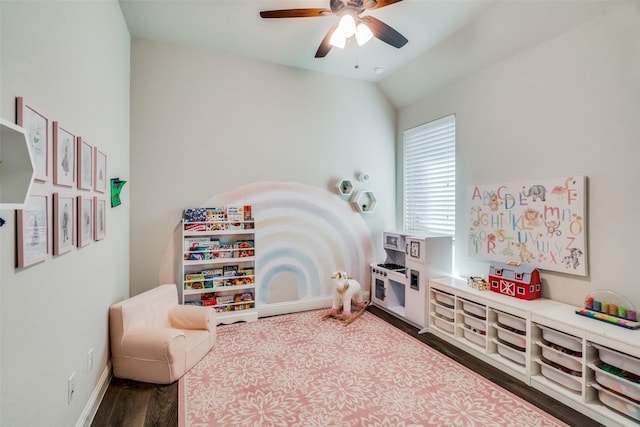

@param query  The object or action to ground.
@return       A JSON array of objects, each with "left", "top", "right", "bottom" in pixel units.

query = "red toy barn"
[{"left": 488, "top": 261, "right": 541, "bottom": 300}]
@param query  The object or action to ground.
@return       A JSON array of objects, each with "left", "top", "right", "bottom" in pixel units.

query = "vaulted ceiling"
[{"left": 119, "top": 0, "right": 618, "bottom": 108}]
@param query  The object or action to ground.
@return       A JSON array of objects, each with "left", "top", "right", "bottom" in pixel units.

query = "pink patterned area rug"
[{"left": 179, "top": 310, "right": 568, "bottom": 426}]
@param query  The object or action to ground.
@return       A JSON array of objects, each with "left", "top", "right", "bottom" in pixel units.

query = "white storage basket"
[
  {"left": 492, "top": 323, "right": 526, "bottom": 349},
  {"left": 461, "top": 299, "right": 486, "bottom": 319},
  {"left": 494, "top": 338, "right": 526, "bottom": 365},
  {"left": 462, "top": 326, "right": 486, "bottom": 348},
  {"left": 462, "top": 312, "right": 486, "bottom": 334},
  {"left": 589, "top": 362, "right": 640, "bottom": 401},
  {"left": 537, "top": 324, "right": 582, "bottom": 353},
  {"left": 536, "top": 340, "right": 582, "bottom": 373},
  {"left": 432, "top": 313, "right": 455, "bottom": 334},
  {"left": 433, "top": 289, "right": 454, "bottom": 308},
  {"left": 495, "top": 310, "right": 526, "bottom": 333},
  {"left": 593, "top": 343, "right": 640, "bottom": 376},
  {"left": 536, "top": 358, "right": 582, "bottom": 392},
  {"left": 591, "top": 383, "right": 640, "bottom": 422},
  {"left": 434, "top": 302, "right": 455, "bottom": 321}
]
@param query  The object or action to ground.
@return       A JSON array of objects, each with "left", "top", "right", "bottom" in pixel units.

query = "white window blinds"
[{"left": 403, "top": 114, "right": 456, "bottom": 236}]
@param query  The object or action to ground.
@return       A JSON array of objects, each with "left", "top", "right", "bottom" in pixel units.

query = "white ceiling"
[{"left": 118, "top": 0, "right": 621, "bottom": 108}]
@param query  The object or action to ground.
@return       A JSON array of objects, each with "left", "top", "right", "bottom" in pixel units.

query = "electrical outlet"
[
  {"left": 68, "top": 372, "right": 75, "bottom": 404},
  {"left": 87, "top": 349, "right": 94, "bottom": 373}
]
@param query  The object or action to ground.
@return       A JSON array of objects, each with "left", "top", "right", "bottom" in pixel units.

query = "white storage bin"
[
  {"left": 493, "top": 338, "right": 526, "bottom": 365},
  {"left": 495, "top": 310, "right": 526, "bottom": 333},
  {"left": 536, "top": 340, "right": 583, "bottom": 373},
  {"left": 589, "top": 362, "right": 640, "bottom": 401},
  {"left": 537, "top": 324, "right": 582, "bottom": 353},
  {"left": 536, "top": 358, "right": 582, "bottom": 392},
  {"left": 592, "top": 383, "right": 640, "bottom": 422},
  {"left": 462, "top": 312, "right": 486, "bottom": 334},
  {"left": 461, "top": 299, "right": 486, "bottom": 319},
  {"left": 593, "top": 343, "right": 640, "bottom": 376},
  {"left": 433, "top": 289, "right": 454, "bottom": 308},
  {"left": 434, "top": 302, "right": 455, "bottom": 321},
  {"left": 432, "top": 313, "right": 455, "bottom": 334},
  {"left": 492, "top": 323, "right": 526, "bottom": 349},
  {"left": 463, "top": 326, "right": 486, "bottom": 348}
]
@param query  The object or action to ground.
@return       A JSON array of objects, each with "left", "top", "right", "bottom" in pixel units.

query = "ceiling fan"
[{"left": 260, "top": 0, "right": 408, "bottom": 58}]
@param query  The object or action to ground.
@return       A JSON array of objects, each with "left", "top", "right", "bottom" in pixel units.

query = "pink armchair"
[{"left": 109, "top": 284, "right": 216, "bottom": 384}]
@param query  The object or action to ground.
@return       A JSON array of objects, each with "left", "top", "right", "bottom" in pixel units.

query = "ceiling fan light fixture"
[
  {"left": 337, "top": 14, "right": 356, "bottom": 37},
  {"left": 355, "top": 23, "right": 373, "bottom": 46},
  {"left": 329, "top": 29, "right": 347, "bottom": 49}
]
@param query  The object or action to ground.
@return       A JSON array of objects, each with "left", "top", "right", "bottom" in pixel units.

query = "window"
[{"left": 403, "top": 115, "right": 456, "bottom": 236}]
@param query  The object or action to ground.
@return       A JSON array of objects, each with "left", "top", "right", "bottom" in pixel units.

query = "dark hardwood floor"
[{"left": 91, "top": 306, "right": 604, "bottom": 427}]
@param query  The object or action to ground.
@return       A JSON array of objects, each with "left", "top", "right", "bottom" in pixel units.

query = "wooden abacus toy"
[{"left": 575, "top": 290, "right": 640, "bottom": 330}]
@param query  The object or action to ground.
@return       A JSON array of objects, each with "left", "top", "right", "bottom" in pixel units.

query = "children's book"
[{"left": 234, "top": 240, "right": 254, "bottom": 257}]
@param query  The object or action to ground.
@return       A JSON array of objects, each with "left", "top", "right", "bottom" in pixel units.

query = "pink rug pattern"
[{"left": 180, "top": 310, "right": 568, "bottom": 426}]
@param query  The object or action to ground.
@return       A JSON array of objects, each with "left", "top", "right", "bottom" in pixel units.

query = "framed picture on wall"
[
  {"left": 53, "top": 193, "right": 75, "bottom": 255},
  {"left": 16, "top": 193, "right": 49, "bottom": 268},
  {"left": 77, "top": 195, "right": 93, "bottom": 247},
  {"left": 93, "top": 197, "right": 106, "bottom": 240},
  {"left": 16, "top": 97, "right": 50, "bottom": 182},
  {"left": 78, "top": 137, "right": 93, "bottom": 190},
  {"left": 93, "top": 148, "right": 107, "bottom": 193},
  {"left": 52, "top": 122, "right": 77, "bottom": 187}
]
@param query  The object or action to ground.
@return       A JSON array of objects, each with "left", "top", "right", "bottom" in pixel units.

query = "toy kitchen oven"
[{"left": 371, "top": 231, "right": 452, "bottom": 329}]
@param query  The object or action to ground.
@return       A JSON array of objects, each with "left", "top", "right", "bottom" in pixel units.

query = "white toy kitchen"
[{"left": 371, "top": 231, "right": 452, "bottom": 329}]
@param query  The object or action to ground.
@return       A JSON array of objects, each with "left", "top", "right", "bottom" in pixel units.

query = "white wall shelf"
[
  {"left": 352, "top": 190, "right": 377, "bottom": 213},
  {"left": 336, "top": 179, "right": 354, "bottom": 196},
  {"left": 0, "top": 118, "right": 35, "bottom": 209}
]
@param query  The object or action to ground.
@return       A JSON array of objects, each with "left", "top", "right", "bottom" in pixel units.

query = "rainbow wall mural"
[{"left": 160, "top": 181, "right": 375, "bottom": 308}]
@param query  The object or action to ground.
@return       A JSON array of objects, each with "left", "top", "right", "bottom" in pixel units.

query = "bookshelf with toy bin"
[{"left": 180, "top": 205, "right": 257, "bottom": 325}]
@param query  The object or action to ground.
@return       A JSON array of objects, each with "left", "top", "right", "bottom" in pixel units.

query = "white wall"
[
  {"left": 0, "top": 1, "right": 130, "bottom": 425},
  {"left": 130, "top": 39, "right": 397, "bottom": 296},
  {"left": 397, "top": 2, "right": 640, "bottom": 307}
]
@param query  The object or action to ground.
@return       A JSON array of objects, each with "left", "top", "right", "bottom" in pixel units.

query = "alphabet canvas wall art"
[{"left": 468, "top": 176, "right": 587, "bottom": 276}]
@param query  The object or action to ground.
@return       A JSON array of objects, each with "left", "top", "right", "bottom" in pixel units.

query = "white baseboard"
[
  {"left": 77, "top": 362, "right": 112, "bottom": 427},
  {"left": 257, "top": 292, "right": 371, "bottom": 318}
]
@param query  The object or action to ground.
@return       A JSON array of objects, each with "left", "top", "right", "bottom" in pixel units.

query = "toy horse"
[{"left": 322, "top": 271, "right": 368, "bottom": 325}]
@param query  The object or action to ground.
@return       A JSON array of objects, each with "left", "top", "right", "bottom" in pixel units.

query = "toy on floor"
[{"left": 322, "top": 271, "right": 368, "bottom": 325}]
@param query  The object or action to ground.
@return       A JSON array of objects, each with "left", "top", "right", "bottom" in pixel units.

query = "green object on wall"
[{"left": 110, "top": 178, "right": 127, "bottom": 207}]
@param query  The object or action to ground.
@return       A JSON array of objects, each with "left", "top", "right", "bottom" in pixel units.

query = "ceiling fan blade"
[
  {"left": 360, "top": 15, "right": 408, "bottom": 48},
  {"left": 315, "top": 23, "right": 339, "bottom": 58},
  {"left": 367, "top": 0, "right": 403, "bottom": 10},
  {"left": 260, "top": 8, "right": 331, "bottom": 19}
]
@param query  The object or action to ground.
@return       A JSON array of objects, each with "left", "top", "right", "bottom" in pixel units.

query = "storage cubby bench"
[{"left": 428, "top": 276, "right": 640, "bottom": 426}]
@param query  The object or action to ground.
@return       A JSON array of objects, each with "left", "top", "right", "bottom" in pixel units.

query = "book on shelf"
[
  {"left": 206, "top": 222, "right": 227, "bottom": 231},
  {"left": 183, "top": 208, "right": 207, "bottom": 223},
  {"left": 213, "top": 242, "right": 233, "bottom": 258},
  {"left": 201, "top": 268, "right": 222, "bottom": 288},
  {"left": 227, "top": 206, "right": 244, "bottom": 229},
  {"left": 184, "top": 273, "right": 205, "bottom": 290},
  {"left": 243, "top": 205, "right": 254, "bottom": 229},
  {"left": 183, "top": 222, "right": 207, "bottom": 232},
  {"left": 223, "top": 265, "right": 238, "bottom": 277},
  {"left": 234, "top": 240, "right": 255, "bottom": 257},
  {"left": 184, "top": 237, "right": 210, "bottom": 252}
]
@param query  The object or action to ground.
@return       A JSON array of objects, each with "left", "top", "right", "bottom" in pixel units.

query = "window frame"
[{"left": 402, "top": 114, "right": 456, "bottom": 237}]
